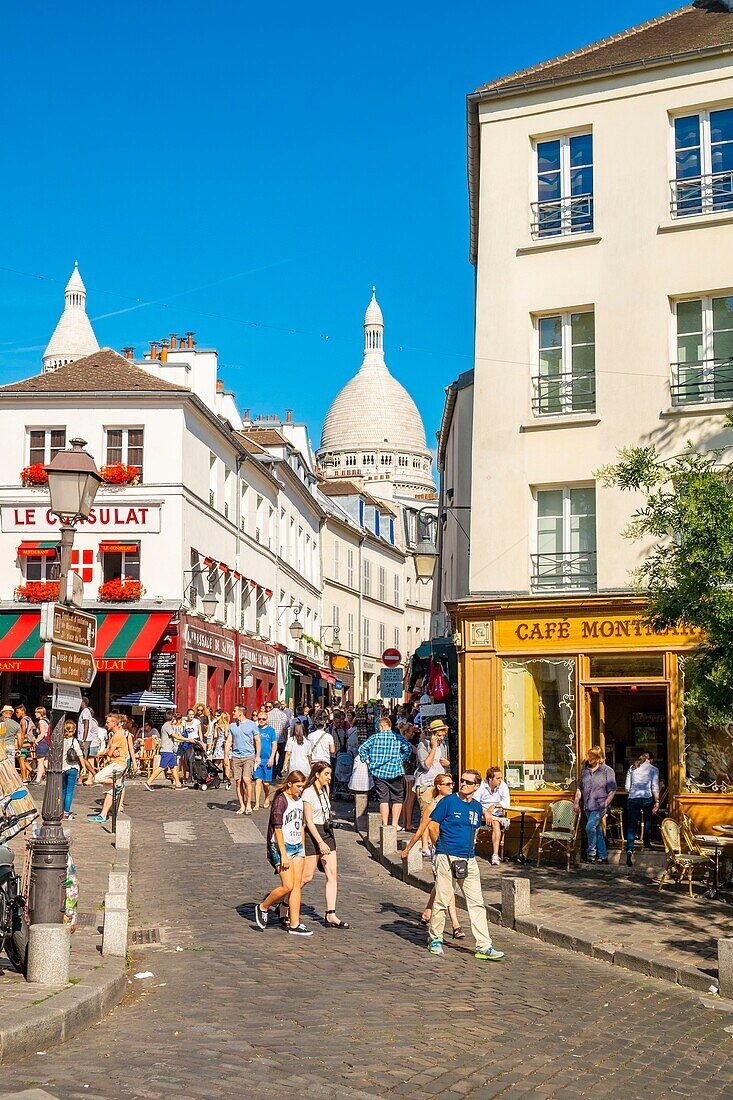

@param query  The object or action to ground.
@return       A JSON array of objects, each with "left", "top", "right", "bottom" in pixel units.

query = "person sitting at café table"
[{"left": 473, "top": 766, "right": 511, "bottom": 866}]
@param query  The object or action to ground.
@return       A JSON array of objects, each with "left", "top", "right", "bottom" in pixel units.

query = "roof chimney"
[
  {"left": 186, "top": 331, "right": 196, "bottom": 349},
  {"left": 160, "top": 339, "right": 169, "bottom": 363},
  {"left": 285, "top": 409, "right": 293, "bottom": 424},
  {"left": 244, "top": 409, "right": 250, "bottom": 420},
  {"left": 169, "top": 333, "right": 178, "bottom": 350},
  {"left": 150, "top": 341, "right": 158, "bottom": 360},
  {"left": 216, "top": 379, "right": 223, "bottom": 392},
  {"left": 121, "top": 346, "right": 134, "bottom": 360}
]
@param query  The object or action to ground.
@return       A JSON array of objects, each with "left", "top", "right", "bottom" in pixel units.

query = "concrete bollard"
[
  {"left": 380, "top": 824, "right": 398, "bottom": 857},
  {"left": 108, "top": 870, "right": 128, "bottom": 895},
  {"left": 102, "top": 905, "right": 129, "bottom": 957},
  {"left": 718, "top": 938, "right": 733, "bottom": 998},
  {"left": 26, "top": 923, "right": 71, "bottom": 985},
  {"left": 501, "top": 877, "right": 531, "bottom": 928},
  {"left": 114, "top": 816, "right": 131, "bottom": 850},
  {"left": 354, "top": 792, "right": 369, "bottom": 830},
  {"left": 367, "top": 813, "right": 382, "bottom": 846},
  {"left": 104, "top": 891, "right": 126, "bottom": 914},
  {"left": 403, "top": 842, "right": 425, "bottom": 880}
]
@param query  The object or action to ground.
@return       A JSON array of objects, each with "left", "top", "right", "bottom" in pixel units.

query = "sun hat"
[{"left": 427, "top": 717, "right": 448, "bottom": 733}]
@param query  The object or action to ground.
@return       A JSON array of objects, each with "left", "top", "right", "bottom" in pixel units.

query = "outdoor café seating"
[
  {"left": 659, "top": 817, "right": 713, "bottom": 897},
  {"left": 536, "top": 799, "right": 579, "bottom": 872}
]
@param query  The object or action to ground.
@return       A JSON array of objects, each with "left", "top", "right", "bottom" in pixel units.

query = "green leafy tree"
[{"left": 599, "top": 426, "right": 733, "bottom": 721}]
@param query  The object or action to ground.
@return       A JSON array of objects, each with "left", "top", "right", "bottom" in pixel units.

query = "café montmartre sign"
[{"left": 469, "top": 612, "right": 703, "bottom": 651}]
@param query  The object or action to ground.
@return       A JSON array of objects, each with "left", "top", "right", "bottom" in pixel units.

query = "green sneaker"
[
  {"left": 475, "top": 946, "right": 504, "bottom": 961},
  {"left": 428, "top": 939, "right": 444, "bottom": 956}
]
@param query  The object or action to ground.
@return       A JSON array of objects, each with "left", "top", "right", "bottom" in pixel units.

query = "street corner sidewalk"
[
  {"left": 0, "top": 784, "right": 130, "bottom": 1065},
  {"left": 355, "top": 812, "right": 732, "bottom": 1002}
]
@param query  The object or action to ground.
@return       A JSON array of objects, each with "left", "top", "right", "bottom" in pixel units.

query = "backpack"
[{"left": 426, "top": 658, "right": 450, "bottom": 702}]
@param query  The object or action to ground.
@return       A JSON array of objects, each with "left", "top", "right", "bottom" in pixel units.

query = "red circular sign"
[{"left": 382, "top": 648, "right": 401, "bottom": 667}]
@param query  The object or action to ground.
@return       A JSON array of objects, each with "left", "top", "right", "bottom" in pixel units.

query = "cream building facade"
[{"left": 451, "top": 3, "right": 733, "bottom": 832}]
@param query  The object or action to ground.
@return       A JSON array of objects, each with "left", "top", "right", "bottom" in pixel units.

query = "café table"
[
  {"left": 507, "top": 805, "right": 546, "bottom": 864},
  {"left": 713, "top": 826, "right": 733, "bottom": 889},
  {"left": 696, "top": 834, "right": 733, "bottom": 900}
]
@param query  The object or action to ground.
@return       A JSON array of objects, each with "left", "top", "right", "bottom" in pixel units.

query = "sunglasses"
[
  {"left": 437, "top": 779, "right": 454, "bottom": 785},
  {"left": 459, "top": 777, "right": 478, "bottom": 785}
]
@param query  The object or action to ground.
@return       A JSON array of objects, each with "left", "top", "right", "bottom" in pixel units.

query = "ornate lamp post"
[
  {"left": 414, "top": 508, "right": 439, "bottom": 583},
  {"left": 320, "top": 624, "right": 341, "bottom": 654},
  {"left": 31, "top": 439, "right": 101, "bottom": 926}
]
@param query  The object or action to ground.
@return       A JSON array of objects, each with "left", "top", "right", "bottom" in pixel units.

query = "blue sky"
[{"left": 1, "top": 1, "right": 681, "bottom": 449}]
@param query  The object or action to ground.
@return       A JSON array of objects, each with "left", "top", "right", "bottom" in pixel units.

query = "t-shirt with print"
[
  {"left": 267, "top": 792, "right": 304, "bottom": 849},
  {"left": 430, "top": 793, "right": 482, "bottom": 858},
  {"left": 257, "top": 724, "right": 277, "bottom": 765},
  {"left": 182, "top": 717, "right": 201, "bottom": 743}
]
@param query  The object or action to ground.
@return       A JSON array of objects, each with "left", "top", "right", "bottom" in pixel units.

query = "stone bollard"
[
  {"left": 104, "top": 891, "right": 126, "bottom": 914},
  {"left": 403, "top": 842, "right": 425, "bottom": 881},
  {"left": 501, "top": 877, "right": 531, "bottom": 928},
  {"left": 368, "top": 813, "right": 382, "bottom": 847},
  {"left": 108, "top": 871, "right": 128, "bottom": 895},
  {"left": 354, "top": 792, "right": 369, "bottom": 830},
  {"left": 718, "top": 938, "right": 733, "bottom": 998},
  {"left": 380, "top": 824, "right": 398, "bottom": 857},
  {"left": 114, "top": 816, "right": 131, "bottom": 850},
  {"left": 102, "top": 904, "right": 129, "bottom": 957},
  {"left": 27, "top": 923, "right": 71, "bottom": 985}
]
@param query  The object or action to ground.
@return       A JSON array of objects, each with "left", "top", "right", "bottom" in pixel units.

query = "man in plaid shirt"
[{"left": 358, "top": 717, "right": 414, "bottom": 827}]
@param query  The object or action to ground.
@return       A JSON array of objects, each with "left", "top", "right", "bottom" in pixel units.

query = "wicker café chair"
[
  {"left": 536, "top": 799, "right": 579, "bottom": 872},
  {"left": 659, "top": 818, "right": 713, "bottom": 897}
]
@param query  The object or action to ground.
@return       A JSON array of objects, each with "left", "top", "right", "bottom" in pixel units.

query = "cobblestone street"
[{"left": 2, "top": 785, "right": 733, "bottom": 1099}]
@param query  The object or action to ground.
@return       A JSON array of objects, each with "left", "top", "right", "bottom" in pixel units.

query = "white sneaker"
[{"left": 491, "top": 854, "right": 501, "bottom": 866}]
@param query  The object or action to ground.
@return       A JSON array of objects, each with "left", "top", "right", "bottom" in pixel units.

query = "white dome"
[{"left": 42, "top": 263, "right": 99, "bottom": 372}]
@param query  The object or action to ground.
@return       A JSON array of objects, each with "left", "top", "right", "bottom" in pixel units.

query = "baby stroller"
[
  {"left": 190, "top": 742, "right": 222, "bottom": 790},
  {"left": 334, "top": 751, "right": 354, "bottom": 798}
]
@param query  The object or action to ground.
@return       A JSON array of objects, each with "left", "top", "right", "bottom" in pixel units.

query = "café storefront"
[
  {"left": 451, "top": 595, "right": 733, "bottom": 834},
  {"left": 178, "top": 614, "right": 237, "bottom": 714},
  {"left": 239, "top": 636, "right": 278, "bottom": 710}
]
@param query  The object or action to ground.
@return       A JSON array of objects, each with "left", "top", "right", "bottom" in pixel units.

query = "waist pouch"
[{"left": 451, "top": 858, "right": 469, "bottom": 880}]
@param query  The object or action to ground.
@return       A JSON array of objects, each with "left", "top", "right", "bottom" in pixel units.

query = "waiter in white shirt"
[{"left": 473, "top": 766, "right": 511, "bottom": 866}]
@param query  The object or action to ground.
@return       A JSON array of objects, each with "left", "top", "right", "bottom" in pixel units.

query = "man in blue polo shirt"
[
  {"left": 224, "top": 705, "right": 260, "bottom": 816},
  {"left": 427, "top": 768, "right": 505, "bottom": 962}
]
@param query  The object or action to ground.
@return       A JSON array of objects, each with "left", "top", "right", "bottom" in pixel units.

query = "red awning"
[
  {"left": 219, "top": 563, "right": 230, "bottom": 574},
  {"left": 100, "top": 541, "right": 139, "bottom": 554},
  {"left": 319, "top": 669, "right": 337, "bottom": 686},
  {"left": 0, "top": 610, "right": 172, "bottom": 672},
  {"left": 17, "top": 541, "right": 57, "bottom": 559}
]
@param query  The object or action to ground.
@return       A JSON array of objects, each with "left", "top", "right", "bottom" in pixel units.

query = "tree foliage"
[{"left": 599, "top": 427, "right": 733, "bottom": 720}]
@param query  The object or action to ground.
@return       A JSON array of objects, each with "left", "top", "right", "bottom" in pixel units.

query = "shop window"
[
  {"left": 588, "top": 655, "right": 665, "bottom": 679},
  {"left": 681, "top": 659, "right": 733, "bottom": 791},
  {"left": 102, "top": 548, "right": 140, "bottom": 583},
  {"left": 503, "top": 658, "right": 576, "bottom": 789},
  {"left": 28, "top": 428, "right": 65, "bottom": 466},
  {"left": 533, "top": 131, "right": 593, "bottom": 238},
  {"left": 534, "top": 486, "right": 596, "bottom": 591},
  {"left": 105, "top": 427, "right": 144, "bottom": 473}
]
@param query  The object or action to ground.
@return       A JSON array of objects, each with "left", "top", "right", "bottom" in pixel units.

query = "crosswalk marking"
[
  {"left": 223, "top": 817, "right": 263, "bottom": 845},
  {"left": 163, "top": 820, "right": 197, "bottom": 844}
]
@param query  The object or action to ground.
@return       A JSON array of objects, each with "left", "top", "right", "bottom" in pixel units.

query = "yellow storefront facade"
[{"left": 451, "top": 595, "right": 733, "bottom": 835}]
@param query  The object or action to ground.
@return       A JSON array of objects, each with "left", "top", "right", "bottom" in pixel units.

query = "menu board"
[
  {"left": 149, "top": 652, "right": 177, "bottom": 727},
  {"left": 354, "top": 703, "right": 381, "bottom": 745}
]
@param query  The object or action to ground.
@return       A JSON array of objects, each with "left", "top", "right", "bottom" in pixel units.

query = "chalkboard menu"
[
  {"left": 149, "top": 652, "right": 177, "bottom": 726},
  {"left": 354, "top": 703, "right": 381, "bottom": 745}
]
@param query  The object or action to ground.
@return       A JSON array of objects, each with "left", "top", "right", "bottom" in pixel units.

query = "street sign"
[
  {"left": 379, "top": 666, "right": 404, "bottom": 698},
  {"left": 65, "top": 571, "right": 85, "bottom": 608},
  {"left": 382, "top": 648, "right": 402, "bottom": 668},
  {"left": 40, "top": 603, "right": 97, "bottom": 650},
  {"left": 52, "top": 684, "right": 83, "bottom": 712},
  {"left": 43, "top": 643, "right": 96, "bottom": 688}
]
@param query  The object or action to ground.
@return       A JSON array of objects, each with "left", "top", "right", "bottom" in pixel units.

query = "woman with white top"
[
  {"left": 255, "top": 770, "right": 312, "bottom": 937},
  {"left": 283, "top": 721, "right": 313, "bottom": 775},
  {"left": 301, "top": 762, "right": 350, "bottom": 928},
  {"left": 625, "top": 751, "right": 660, "bottom": 865}
]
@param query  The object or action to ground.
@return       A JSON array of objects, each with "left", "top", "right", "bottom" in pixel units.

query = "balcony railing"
[
  {"left": 671, "top": 358, "right": 733, "bottom": 405},
  {"left": 530, "top": 194, "right": 594, "bottom": 240},
  {"left": 532, "top": 551, "right": 597, "bottom": 592},
  {"left": 531, "top": 369, "right": 596, "bottom": 416},
  {"left": 670, "top": 172, "right": 733, "bottom": 218}
]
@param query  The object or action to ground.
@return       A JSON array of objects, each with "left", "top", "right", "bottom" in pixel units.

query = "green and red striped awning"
[
  {"left": 0, "top": 611, "right": 172, "bottom": 672},
  {"left": 17, "top": 541, "right": 58, "bottom": 558}
]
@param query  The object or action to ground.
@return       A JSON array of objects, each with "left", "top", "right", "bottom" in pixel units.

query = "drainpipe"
[{"left": 358, "top": 531, "right": 366, "bottom": 700}]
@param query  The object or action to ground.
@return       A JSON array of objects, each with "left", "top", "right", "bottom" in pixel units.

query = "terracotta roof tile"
[
  {"left": 239, "top": 426, "right": 289, "bottom": 446},
  {"left": 0, "top": 348, "right": 190, "bottom": 394},
  {"left": 476, "top": 6, "right": 733, "bottom": 95}
]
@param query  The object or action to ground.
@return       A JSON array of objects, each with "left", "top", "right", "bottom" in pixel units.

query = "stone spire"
[
  {"left": 42, "top": 262, "right": 100, "bottom": 373},
  {"left": 363, "top": 287, "right": 384, "bottom": 356}
]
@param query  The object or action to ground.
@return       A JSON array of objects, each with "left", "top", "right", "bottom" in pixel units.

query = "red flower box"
[
  {"left": 98, "top": 579, "right": 144, "bottom": 602},
  {"left": 100, "top": 463, "right": 139, "bottom": 485},
  {"left": 16, "top": 581, "right": 60, "bottom": 603},
  {"left": 20, "top": 464, "right": 48, "bottom": 486}
]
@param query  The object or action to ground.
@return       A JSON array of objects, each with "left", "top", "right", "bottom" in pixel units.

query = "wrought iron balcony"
[
  {"left": 670, "top": 172, "right": 733, "bottom": 218},
  {"left": 670, "top": 358, "right": 733, "bottom": 405},
  {"left": 530, "top": 194, "right": 594, "bottom": 240},
  {"left": 531, "top": 369, "right": 596, "bottom": 416},
  {"left": 531, "top": 551, "right": 597, "bottom": 592}
]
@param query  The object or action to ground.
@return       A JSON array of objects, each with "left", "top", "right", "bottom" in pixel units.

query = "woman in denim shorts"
[{"left": 254, "top": 770, "right": 313, "bottom": 937}]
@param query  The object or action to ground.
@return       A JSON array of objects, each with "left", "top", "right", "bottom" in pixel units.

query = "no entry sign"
[{"left": 382, "top": 648, "right": 401, "bottom": 667}]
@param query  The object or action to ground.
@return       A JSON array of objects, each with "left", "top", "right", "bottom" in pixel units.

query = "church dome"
[
  {"left": 42, "top": 262, "right": 100, "bottom": 373},
  {"left": 320, "top": 291, "right": 429, "bottom": 454}
]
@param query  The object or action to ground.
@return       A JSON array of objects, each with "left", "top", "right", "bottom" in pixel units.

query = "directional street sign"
[
  {"left": 43, "top": 643, "right": 96, "bottom": 688},
  {"left": 379, "top": 666, "right": 404, "bottom": 699},
  {"left": 40, "top": 602, "right": 97, "bottom": 650},
  {"left": 52, "top": 683, "right": 83, "bottom": 712}
]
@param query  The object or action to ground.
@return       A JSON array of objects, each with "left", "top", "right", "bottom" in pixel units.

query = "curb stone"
[
  {"left": 356, "top": 820, "right": 719, "bottom": 996},
  {"left": 0, "top": 821, "right": 132, "bottom": 1065}
]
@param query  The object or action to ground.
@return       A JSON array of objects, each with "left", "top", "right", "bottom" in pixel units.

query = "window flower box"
[
  {"left": 98, "top": 579, "right": 145, "bottom": 602},
  {"left": 16, "top": 581, "right": 60, "bottom": 603},
  {"left": 20, "top": 464, "right": 49, "bottom": 486},
  {"left": 100, "top": 463, "right": 140, "bottom": 486}
]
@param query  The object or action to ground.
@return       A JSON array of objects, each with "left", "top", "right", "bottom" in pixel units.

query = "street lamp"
[
  {"left": 290, "top": 615, "right": 304, "bottom": 642},
  {"left": 31, "top": 438, "right": 101, "bottom": 929},
  {"left": 414, "top": 507, "right": 438, "bottom": 583},
  {"left": 320, "top": 624, "right": 341, "bottom": 654},
  {"left": 201, "top": 589, "right": 219, "bottom": 621}
]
